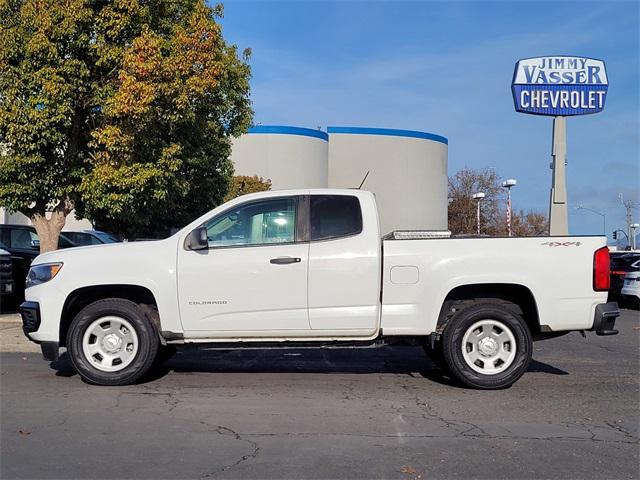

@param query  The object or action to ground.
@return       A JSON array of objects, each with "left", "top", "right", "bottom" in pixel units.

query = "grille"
[{"left": 0, "top": 259, "right": 11, "bottom": 274}]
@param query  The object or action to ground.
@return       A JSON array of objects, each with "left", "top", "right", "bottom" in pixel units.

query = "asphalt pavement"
[{"left": 1, "top": 310, "right": 638, "bottom": 479}]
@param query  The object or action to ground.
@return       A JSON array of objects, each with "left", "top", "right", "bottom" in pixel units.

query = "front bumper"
[
  {"left": 20, "top": 301, "right": 59, "bottom": 361},
  {"left": 590, "top": 302, "right": 619, "bottom": 336},
  {"left": 20, "top": 301, "right": 41, "bottom": 337}
]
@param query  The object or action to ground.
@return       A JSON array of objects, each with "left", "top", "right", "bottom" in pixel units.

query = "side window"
[
  {"left": 310, "top": 195, "right": 363, "bottom": 241},
  {"left": 10, "top": 228, "right": 39, "bottom": 249},
  {"left": 62, "top": 233, "right": 79, "bottom": 244},
  {"left": 205, "top": 198, "right": 296, "bottom": 247},
  {"left": 62, "top": 233, "right": 93, "bottom": 246}
]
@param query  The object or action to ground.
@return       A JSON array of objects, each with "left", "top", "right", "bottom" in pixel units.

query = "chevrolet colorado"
[{"left": 21, "top": 189, "right": 619, "bottom": 388}]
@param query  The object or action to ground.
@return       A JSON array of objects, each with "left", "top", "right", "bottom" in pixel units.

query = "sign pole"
[{"left": 549, "top": 115, "right": 568, "bottom": 236}]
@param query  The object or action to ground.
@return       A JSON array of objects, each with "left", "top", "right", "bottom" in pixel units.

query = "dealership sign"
[{"left": 512, "top": 56, "right": 608, "bottom": 116}]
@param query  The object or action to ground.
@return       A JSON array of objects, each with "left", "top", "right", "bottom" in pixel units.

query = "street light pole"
[
  {"left": 619, "top": 193, "right": 637, "bottom": 249},
  {"left": 576, "top": 205, "right": 606, "bottom": 235},
  {"left": 502, "top": 179, "right": 517, "bottom": 236},
  {"left": 472, "top": 192, "right": 485, "bottom": 235},
  {"left": 631, "top": 224, "right": 639, "bottom": 250}
]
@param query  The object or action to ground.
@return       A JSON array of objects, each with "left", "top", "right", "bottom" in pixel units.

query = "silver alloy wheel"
[
  {"left": 82, "top": 316, "right": 139, "bottom": 372},
  {"left": 461, "top": 319, "right": 517, "bottom": 375}
]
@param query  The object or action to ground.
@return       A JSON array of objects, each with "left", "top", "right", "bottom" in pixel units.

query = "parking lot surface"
[{"left": 1, "top": 310, "right": 638, "bottom": 479}]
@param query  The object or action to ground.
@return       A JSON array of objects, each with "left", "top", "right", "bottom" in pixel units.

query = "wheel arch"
[
  {"left": 436, "top": 283, "right": 541, "bottom": 336},
  {"left": 59, "top": 284, "right": 160, "bottom": 347}
]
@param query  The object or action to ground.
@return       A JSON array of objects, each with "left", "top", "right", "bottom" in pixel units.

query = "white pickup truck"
[{"left": 21, "top": 189, "right": 619, "bottom": 389}]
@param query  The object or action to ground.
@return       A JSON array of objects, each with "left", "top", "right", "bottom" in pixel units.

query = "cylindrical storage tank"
[
  {"left": 231, "top": 126, "right": 329, "bottom": 190},
  {"left": 327, "top": 127, "right": 448, "bottom": 234}
]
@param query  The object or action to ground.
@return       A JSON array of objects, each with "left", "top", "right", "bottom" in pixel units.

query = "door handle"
[{"left": 270, "top": 257, "right": 301, "bottom": 265}]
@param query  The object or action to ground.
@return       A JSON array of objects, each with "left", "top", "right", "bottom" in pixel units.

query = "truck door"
[
  {"left": 307, "top": 193, "right": 381, "bottom": 334},
  {"left": 177, "top": 196, "right": 311, "bottom": 334}
]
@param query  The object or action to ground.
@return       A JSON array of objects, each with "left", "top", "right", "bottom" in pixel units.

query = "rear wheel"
[
  {"left": 441, "top": 302, "right": 532, "bottom": 389},
  {"left": 67, "top": 298, "right": 159, "bottom": 386}
]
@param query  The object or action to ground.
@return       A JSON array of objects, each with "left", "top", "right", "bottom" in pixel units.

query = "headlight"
[{"left": 26, "top": 263, "right": 63, "bottom": 288}]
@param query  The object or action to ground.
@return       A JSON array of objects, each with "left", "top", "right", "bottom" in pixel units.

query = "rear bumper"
[{"left": 590, "top": 302, "right": 619, "bottom": 336}]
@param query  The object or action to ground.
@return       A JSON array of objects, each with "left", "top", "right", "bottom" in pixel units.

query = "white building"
[
  {"left": 233, "top": 125, "right": 448, "bottom": 234},
  {"left": 0, "top": 208, "right": 91, "bottom": 230},
  {"left": 230, "top": 126, "right": 329, "bottom": 190},
  {"left": 1, "top": 125, "right": 449, "bottom": 235}
]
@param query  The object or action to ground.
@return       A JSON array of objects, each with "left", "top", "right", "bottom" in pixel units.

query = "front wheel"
[
  {"left": 441, "top": 302, "right": 532, "bottom": 389},
  {"left": 67, "top": 298, "right": 159, "bottom": 386}
]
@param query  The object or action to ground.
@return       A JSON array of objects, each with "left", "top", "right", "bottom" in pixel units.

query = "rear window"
[{"left": 310, "top": 195, "right": 363, "bottom": 241}]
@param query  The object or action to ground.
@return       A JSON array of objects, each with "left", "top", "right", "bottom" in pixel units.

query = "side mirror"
[
  {"left": 30, "top": 239, "right": 40, "bottom": 249},
  {"left": 185, "top": 226, "right": 208, "bottom": 251}
]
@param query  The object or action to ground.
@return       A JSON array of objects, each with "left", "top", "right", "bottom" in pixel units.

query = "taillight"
[{"left": 593, "top": 246, "right": 610, "bottom": 291}]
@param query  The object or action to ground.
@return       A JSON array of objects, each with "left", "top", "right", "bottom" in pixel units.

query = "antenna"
[{"left": 357, "top": 170, "right": 370, "bottom": 189}]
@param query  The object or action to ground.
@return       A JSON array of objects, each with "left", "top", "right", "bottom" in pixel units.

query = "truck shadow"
[{"left": 50, "top": 346, "right": 568, "bottom": 387}]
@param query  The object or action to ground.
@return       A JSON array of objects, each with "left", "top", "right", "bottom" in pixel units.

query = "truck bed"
[{"left": 380, "top": 235, "right": 608, "bottom": 336}]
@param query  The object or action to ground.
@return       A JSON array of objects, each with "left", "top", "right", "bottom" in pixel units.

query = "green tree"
[
  {"left": 0, "top": 0, "right": 252, "bottom": 250},
  {"left": 224, "top": 175, "right": 271, "bottom": 202}
]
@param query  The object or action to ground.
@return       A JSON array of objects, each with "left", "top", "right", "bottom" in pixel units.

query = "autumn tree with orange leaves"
[{"left": 0, "top": 0, "right": 252, "bottom": 249}]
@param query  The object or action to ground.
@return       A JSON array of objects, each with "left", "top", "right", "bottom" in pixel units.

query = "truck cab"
[{"left": 178, "top": 191, "right": 381, "bottom": 337}]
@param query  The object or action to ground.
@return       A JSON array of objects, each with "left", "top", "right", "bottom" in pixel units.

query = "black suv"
[
  {"left": 0, "top": 225, "right": 76, "bottom": 305},
  {"left": 0, "top": 245, "right": 13, "bottom": 308}
]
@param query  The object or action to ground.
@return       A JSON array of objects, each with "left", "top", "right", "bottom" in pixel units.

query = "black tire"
[
  {"left": 620, "top": 295, "right": 639, "bottom": 310},
  {"left": 0, "top": 294, "right": 16, "bottom": 313},
  {"left": 441, "top": 302, "right": 532, "bottom": 389},
  {"left": 66, "top": 298, "right": 159, "bottom": 386}
]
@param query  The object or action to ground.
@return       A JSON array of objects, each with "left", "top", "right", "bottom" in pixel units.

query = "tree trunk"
[{"left": 29, "top": 198, "right": 73, "bottom": 254}]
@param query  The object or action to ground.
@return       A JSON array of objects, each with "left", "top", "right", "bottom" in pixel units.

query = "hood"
[
  {"left": 0, "top": 248, "right": 9, "bottom": 256},
  {"left": 32, "top": 239, "right": 168, "bottom": 266}
]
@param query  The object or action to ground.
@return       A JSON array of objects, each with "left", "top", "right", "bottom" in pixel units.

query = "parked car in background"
[
  {"left": 62, "top": 230, "right": 121, "bottom": 246},
  {"left": 609, "top": 251, "right": 640, "bottom": 301},
  {"left": 621, "top": 270, "right": 640, "bottom": 309},
  {"left": 0, "top": 225, "right": 77, "bottom": 305},
  {"left": 0, "top": 246, "right": 13, "bottom": 309}
]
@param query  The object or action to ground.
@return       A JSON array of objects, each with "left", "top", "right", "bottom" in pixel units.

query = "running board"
[{"left": 171, "top": 336, "right": 425, "bottom": 351}]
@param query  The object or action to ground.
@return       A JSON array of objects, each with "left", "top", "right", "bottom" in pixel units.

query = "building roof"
[{"left": 246, "top": 125, "right": 448, "bottom": 145}]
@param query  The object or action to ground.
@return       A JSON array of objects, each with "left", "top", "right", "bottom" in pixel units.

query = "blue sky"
[{"left": 219, "top": 0, "right": 639, "bottom": 240}]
